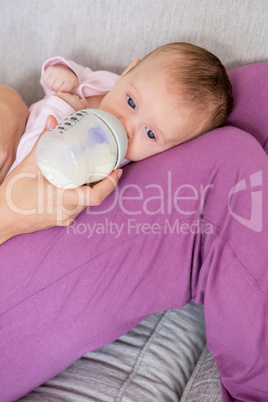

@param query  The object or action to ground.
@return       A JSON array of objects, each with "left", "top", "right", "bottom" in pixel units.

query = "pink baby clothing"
[{"left": 9, "top": 57, "right": 119, "bottom": 173}]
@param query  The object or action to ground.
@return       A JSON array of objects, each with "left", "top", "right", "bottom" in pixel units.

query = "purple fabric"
[
  {"left": 227, "top": 62, "right": 268, "bottom": 153},
  {"left": 0, "top": 62, "right": 268, "bottom": 401}
]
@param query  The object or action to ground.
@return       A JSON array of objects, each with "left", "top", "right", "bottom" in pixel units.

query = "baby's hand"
[
  {"left": 55, "top": 92, "right": 87, "bottom": 111},
  {"left": 43, "top": 66, "right": 79, "bottom": 94}
]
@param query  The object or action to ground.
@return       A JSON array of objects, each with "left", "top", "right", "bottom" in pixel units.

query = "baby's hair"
[{"left": 142, "top": 42, "right": 234, "bottom": 134}]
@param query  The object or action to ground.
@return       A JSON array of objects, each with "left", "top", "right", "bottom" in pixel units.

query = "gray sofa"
[{"left": 1, "top": 1, "right": 267, "bottom": 400}]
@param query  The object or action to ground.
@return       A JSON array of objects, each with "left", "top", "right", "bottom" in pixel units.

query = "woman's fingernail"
[
  {"left": 117, "top": 169, "right": 123, "bottom": 179},
  {"left": 45, "top": 115, "right": 53, "bottom": 129}
]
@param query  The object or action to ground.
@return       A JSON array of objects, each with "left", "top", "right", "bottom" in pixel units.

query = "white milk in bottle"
[{"left": 36, "top": 109, "right": 128, "bottom": 189}]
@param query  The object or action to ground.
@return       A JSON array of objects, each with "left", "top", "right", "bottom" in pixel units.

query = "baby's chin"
[
  {"left": 124, "top": 150, "right": 134, "bottom": 161},
  {"left": 125, "top": 150, "right": 157, "bottom": 162},
  {"left": 124, "top": 153, "right": 139, "bottom": 162},
  {"left": 125, "top": 149, "right": 146, "bottom": 162}
]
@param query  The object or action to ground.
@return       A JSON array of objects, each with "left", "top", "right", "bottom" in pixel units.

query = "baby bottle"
[{"left": 36, "top": 109, "right": 128, "bottom": 189}]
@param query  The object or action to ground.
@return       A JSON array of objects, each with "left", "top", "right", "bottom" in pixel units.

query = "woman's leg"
[{"left": 0, "top": 126, "right": 267, "bottom": 401}]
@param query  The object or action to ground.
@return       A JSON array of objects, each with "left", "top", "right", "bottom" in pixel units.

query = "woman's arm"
[
  {"left": 0, "top": 84, "right": 30, "bottom": 183},
  {"left": 0, "top": 115, "right": 122, "bottom": 244}
]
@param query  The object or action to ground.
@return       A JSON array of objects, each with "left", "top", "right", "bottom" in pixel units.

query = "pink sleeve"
[
  {"left": 28, "top": 96, "right": 75, "bottom": 131},
  {"left": 40, "top": 56, "right": 119, "bottom": 99},
  {"left": 7, "top": 96, "right": 76, "bottom": 172}
]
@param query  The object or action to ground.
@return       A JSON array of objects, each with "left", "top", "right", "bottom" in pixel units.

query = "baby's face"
[{"left": 99, "top": 58, "right": 202, "bottom": 161}]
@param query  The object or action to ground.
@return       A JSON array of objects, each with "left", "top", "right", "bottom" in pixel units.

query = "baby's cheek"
[{"left": 125, "top": 144, "right": 148, "bottom": 162}]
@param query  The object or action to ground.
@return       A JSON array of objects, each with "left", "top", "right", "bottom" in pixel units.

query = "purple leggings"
[
  {"left": 1, "top": 64, "right": 268, "bottom": 401},
  {"left": 1, "top": 126, "right": 267, "bottom": 401}
]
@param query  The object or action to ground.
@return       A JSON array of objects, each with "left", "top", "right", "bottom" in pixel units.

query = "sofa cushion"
[
  {"left": 19, "top": 302, "right": 206, "bottom": 401},
  {"left": 180, "top": 345, "right": 221, "bottom": 402}
]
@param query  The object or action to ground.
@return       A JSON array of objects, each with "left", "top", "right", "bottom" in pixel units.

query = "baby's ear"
[{"left": 121, "top": 58, "right": 141, "bottom": 77}]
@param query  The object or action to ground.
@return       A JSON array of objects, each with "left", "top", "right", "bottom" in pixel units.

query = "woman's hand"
[
  {"left": 0, "top": 84, "right": 29, "bottom": 184},
  {"left": 0, "top": 115, "right": 122, "bottom": 244}
]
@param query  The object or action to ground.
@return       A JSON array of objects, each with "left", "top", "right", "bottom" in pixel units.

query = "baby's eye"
[
  {"left": 127, "top": 95, "right": 136, "bottom": 109},
  {"left": 146, "top": 127, "right": 155, "bottom": 140}
]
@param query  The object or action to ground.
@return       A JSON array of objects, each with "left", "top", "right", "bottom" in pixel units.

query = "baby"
[{"left": 9, "top": 42, "right": 233, "bottom": 175}]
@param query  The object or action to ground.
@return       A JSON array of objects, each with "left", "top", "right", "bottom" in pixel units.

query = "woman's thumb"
[
  {"left": 31, "top": 115, "right": 58, "bottom": 155},
  {"left": 44, "top": 115, "right": 58, "bottom": 131}
]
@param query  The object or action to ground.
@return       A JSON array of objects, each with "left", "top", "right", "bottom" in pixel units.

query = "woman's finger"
[
  {"left": 62, "top": 169, "right": 123, "bottom": 208},
  {"left": 85, "top": 169, "right": 123, "bottom": 206}
]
